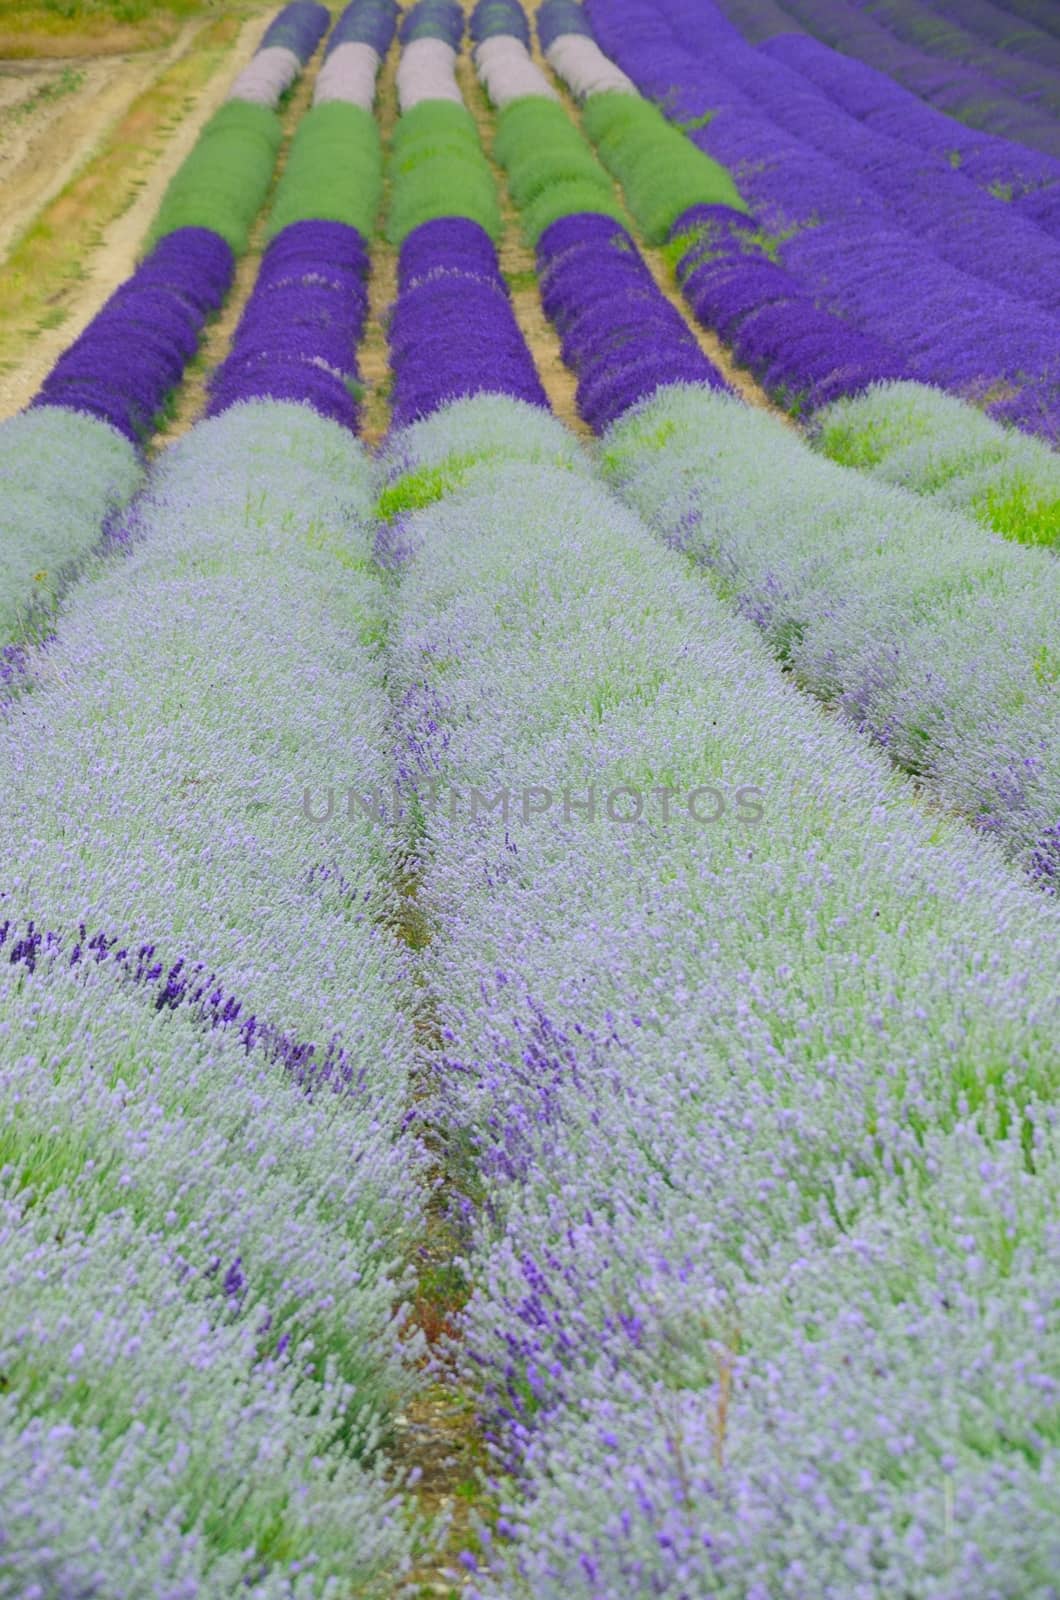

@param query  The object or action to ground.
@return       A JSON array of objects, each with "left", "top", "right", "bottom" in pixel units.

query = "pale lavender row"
[{"left": 583, "top": 0, "right": 1060, "bottom": 439}]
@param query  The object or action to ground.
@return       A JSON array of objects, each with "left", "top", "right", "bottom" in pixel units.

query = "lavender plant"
[
  {"left": 578, "top": 0, "right": 1060, "bottom": 438},
  {"left": 815, "top": 381, "right": 1060, "bottom": 547},
  {"left": 0, "top": 408, "right": 141, "bottom": 648},
  {"left": 379, "top": 395, "right": 1060, "bottom": 1598},
  {"left": 601, "top": 383, "right": 1060, "bottom": 883},
  {"left": 0, "top": 399, "right": 435, "bottom": 1589}
]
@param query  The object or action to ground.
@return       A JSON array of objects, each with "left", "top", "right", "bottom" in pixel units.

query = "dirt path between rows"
[
  {"left": 0, "top": 23, "right": 204, "bottom": 263},
  {"left": 0, "top": 8, "right": 270, "bottom": 422}
]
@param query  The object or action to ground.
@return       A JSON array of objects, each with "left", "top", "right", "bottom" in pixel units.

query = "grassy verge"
[
  {"left": 0, "top": 12, "right": 245, "bottom": 380},
  {"left": 0, "top": 0, "right": 240, "bottom": 57}
]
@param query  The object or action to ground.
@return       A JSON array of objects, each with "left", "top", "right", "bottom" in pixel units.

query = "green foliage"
[
  {"left": 147, "top": 99, "right": 281, "bottom": 255},
  {"left": 267, "top": 102, "right": 382, "bottom": 239},
  {"left": 495, "top": 96, "right": 614, "bottom": 209},
  {"left": 521, "top": 177, "right": 625, "bottom": 244},
  {"left": 815, "top": 382, "right": 1060, "bottom": 549},
  {"left": 376, "top": 456, "right": 478, "bottom": 520},
  {"left": 387, "top": 100, "right": 501, "bottom": 244},
  {"left": 493, "top": 96, "right": 621, "bottom": 242},
  {"left": 581, "top": 91, "right": 748, "bottom": 243},
  {"left": 975, "top": 479, "right": 1060, "bottom": 548}
]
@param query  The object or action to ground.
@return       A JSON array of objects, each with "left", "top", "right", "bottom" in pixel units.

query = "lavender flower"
[{"left": 389, "top": 218, "right": 548, "bottom": 428}]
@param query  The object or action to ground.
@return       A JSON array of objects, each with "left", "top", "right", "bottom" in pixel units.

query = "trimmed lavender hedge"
[
  {"left": 760, "top": 32, "right": 1060, "bottom": 224},
  {"left": 657, "top": 6, "right": 1060, "bottom": 317},
  {"left": 672, "top": 202, "right": 910, "bottom": 411},
  {"left": 259, "top": 0, "right": 331, "bottom": 61},
  {"left": 31, "top": 226, "right": 233, "bottom": 445},
  {"left": 472, "top": 0, "right": 532, "bottom": 48},
  {"left": 0, "top": 400, "right": 430, "bottom": 1591},
  {"left": 0, "top": 408, "right": 141, "bottom": 649},
  {"left": 814, "top": 380, "right": 1060, "bottom": 547},
  {"left": 726, "top": 0, "right": 1060, "bottom": 154},
  {"left": 379, "top": 394, "right": 1060, "bottom": 1598},
  {"left": 399, "top": 0, "right": 463, "bottom": 46},
  {"left": 327, "top": 0, "right": 398, "bottom": 55},
  {"left": 602, "top": 383, "right": 1060, "bottom": 885},
  {"left": 537, "top": 0, "right": 593, "bottom": 50},
  {"left": 207, "top": 220, "right": 370, "bottom": 430},
  {"left": 537, "top": 213, "right": 727, "bottom": 430},
  {"left": 389, "top": 217, "right": 548, "bottom": 428}
]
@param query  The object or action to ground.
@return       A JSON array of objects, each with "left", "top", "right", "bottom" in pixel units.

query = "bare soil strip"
[
  {"left": 358, "top": 32, "right": 399, "bottom": 450},
  {"left": 0, "top": 7, "right": 272, "bottom": 421}
]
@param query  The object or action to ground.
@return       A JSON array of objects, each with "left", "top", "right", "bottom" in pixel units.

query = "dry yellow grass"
[
  {"left": 0, "top": 0, "right": 249, "bottom": 59},
  {"left": 0, "top": 11, "right": 257, "bottom": 396}
]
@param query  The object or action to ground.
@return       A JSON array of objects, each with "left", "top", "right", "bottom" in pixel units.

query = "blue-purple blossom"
[{"left": 389, "top": 217, "right": 548, "bottom": 428}]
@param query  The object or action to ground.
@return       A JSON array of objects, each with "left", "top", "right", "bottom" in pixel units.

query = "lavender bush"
[
  {"left": 580, "top": 0, "right": 1060, "bottom": 438},
  {"left": 31, "top": 226, "right": 233, "bottom": 444},
  {"left": 602, "top": 383, "right": 1060, "bottom": 884},
  {"left": 325, "top": 0, "right": 398, "bottom": 57},
  {"left": 725, "top": 0, "right": 1060, "bottom": 154},
  {"left": 759, "top": 32, "right": 1060, "bottom": 224},
  {"left": 0, "top": 399, "right": 434, "bottom": 1589},
  {"left": 0, "top": 408, "right": 141, "bottom": 648},
  {"left": 537, "top": 212, "right": 728, "bottom": 429},
  {"left": 389, "top": 218, "right": 548, "bottom": 426},
  {"left": 257, "top": 0, "right": 331, "bottom": 63},
  {"left": 207, "top": 222, "right": 370, "bottom": 429},
  {"left": 379, "top": 395, "right": 1060, "bottom": 1597},
  {"left": 672, "top": 202, "right": 910, "bottom": 411},
  {"left": 814, "top": 380, "right": 1060, "bottom": 547}
]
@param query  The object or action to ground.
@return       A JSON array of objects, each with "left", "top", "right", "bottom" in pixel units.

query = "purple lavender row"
[
  {"left": 325, "top": 0, "right": 398, "bottom": 56},
  {"left": 582, "top": 0, "right": 1060, "bottom": 439},
  {"left": 656, "top": 0, "right": 1060, "bottom": 316},
  {"left": 389, "top": 217, "right": 548, "bottom": 430},
  {"left": 804, "top": 0, "right": 1060, "bottom": 125},
  {"left": 259, "top": 0, "right": 331, "bottom": 60},
  {"left": 399, "top": 0, "right": 464, "bottom": 46},
  {"left": 746, "top": 0, "right": 1060, "bottom": 155},
  {"left": 30, "top": 228, "right": 233, "bottom": 446},
  {"left": 537, "top": 213, "right": 726, "bottom": 430},
  {"left": 206, "top": 220, "right": 370, "bottom": 431},
  {"left": 673, "top": 202, "right": 909, "bottom": 410},
  {"left": 758, "top": 32, "right": 1060, "bottom": 232}
]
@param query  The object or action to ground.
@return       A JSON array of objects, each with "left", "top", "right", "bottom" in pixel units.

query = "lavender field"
[{"left": 0, "top": 0, "right": 1058, "bottom": 1595}]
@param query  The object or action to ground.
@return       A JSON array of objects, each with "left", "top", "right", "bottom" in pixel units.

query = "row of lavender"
[
  {"left": 386, "top": 390, "right": 1060, "bottom": 1599},
  {"left": 574, "top": 0, "right": 1060, "bottom": 443},
  {"left": 0, "top": 398, "right": 434, "bottom": 1596},
  {"left": 719, "top": 0, "right": 1060, "bottom": 159},
  {"left": 529, "top": 0, "right": 1059, "bottom": 539},
  {"left": 0, "top": 8, "right": 443, "bottom": 1588},
  {"left": 3, "top": 5, "right": 1057, "bottom": 1588},
  {"left": 374, "top": 17, "right": 1059, "bottom": 1594},
  {"left": 0, "top": 1, "right": 331, "bottom": 651},
  {"left": 465, "top": 0, "right": 1060, "bottom": 883}
]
